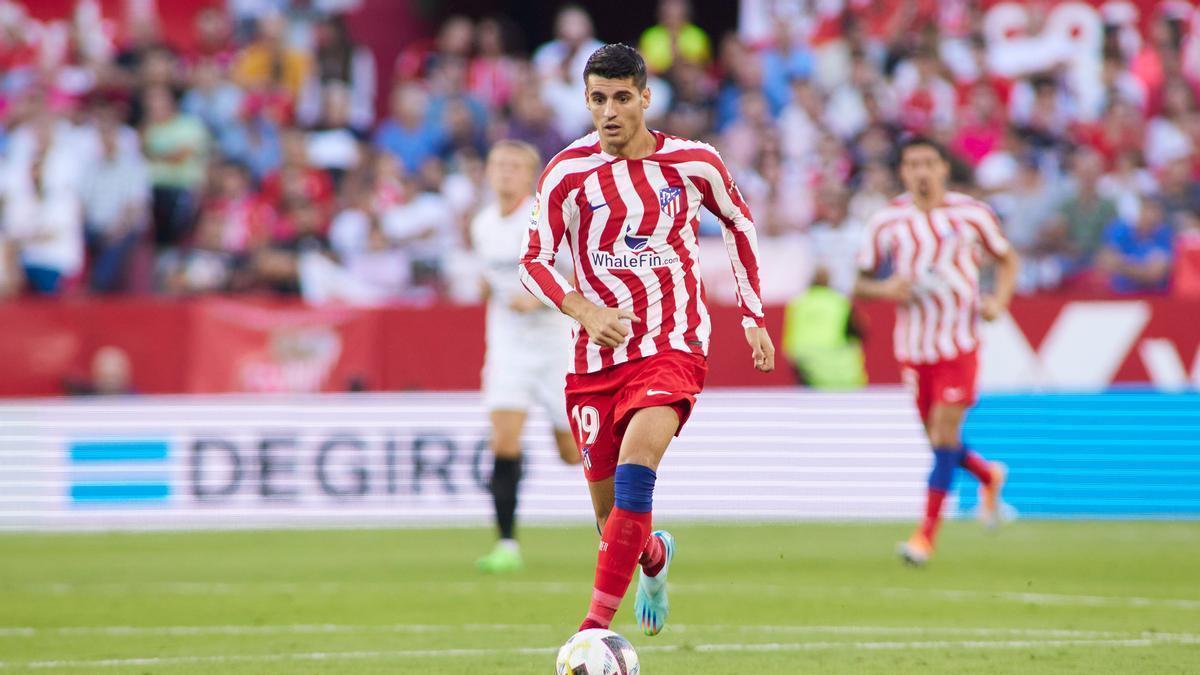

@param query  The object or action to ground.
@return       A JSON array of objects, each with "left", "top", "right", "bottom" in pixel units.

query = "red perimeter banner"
[
  {"left": 186, "top": 300, "right": 384, "bottom": 394},
  {"left": 0, "top": 296, "right": 1197, "bottom": 397}
]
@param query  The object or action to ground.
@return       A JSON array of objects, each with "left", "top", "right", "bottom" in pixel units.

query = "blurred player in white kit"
[{"left": 471, "top": 140, "right": 581, "bottom": 572}]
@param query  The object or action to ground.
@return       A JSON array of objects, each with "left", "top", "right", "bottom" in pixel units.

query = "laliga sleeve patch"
[{"left": 528, "top": 199, "right": 540, "bottom": 228}]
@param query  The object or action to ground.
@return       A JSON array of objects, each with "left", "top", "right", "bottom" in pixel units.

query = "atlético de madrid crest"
[{"left": 659, "top": 186, "right": 682, "bottom": 217}]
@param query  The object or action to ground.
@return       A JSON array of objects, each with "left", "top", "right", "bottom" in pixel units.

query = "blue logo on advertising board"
[{"left": 68, "top": 440, "right": 171, "bottom": 504}]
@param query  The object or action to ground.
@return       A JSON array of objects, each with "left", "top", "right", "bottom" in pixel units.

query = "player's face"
[
  {"left": 899, "top": 145, "right": 949, "bottom": 200},
  {"left": 585, "top": 75, "right": 650, "bottom": 148},
  {"left": 485, "top": 147, "right": 535, "bottom": 198}
]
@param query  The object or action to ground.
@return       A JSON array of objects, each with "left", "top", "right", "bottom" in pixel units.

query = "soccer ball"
[{"left": 555, "top": 628, "right": 640, "bottom": 674}]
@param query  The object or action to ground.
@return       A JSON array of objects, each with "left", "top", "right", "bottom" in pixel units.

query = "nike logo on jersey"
[
  {"left": 647, "top": 389, "right": 673, "bottom": 396},
  {"left": 587, "top": 201, "right": 606, "bottom": 211}
]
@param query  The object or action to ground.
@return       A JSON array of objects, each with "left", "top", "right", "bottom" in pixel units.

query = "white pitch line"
[
  {"left": 2, "top": 635, "right": 1198, "bottom": 670},
  {"left": 0, "top": 647, "right": 558, "bottom": 670},
  {"left": 0, "top": 623, "right": 554, "bottom": 638},
  {"left": 684, "top": 636, "right": 1200, "bottom": 652},
  {"left": 879, "top": 587, "right": 1200, "bottom": 611},
  {"left": 15, "top": 581, "right": 1200, "bottom": 610},
  {"left": 0, "top": 623, "right": 1158, "bottom": 640},
  {"left": 670, "top": 625, "right": 1136, "bottom": 639}
]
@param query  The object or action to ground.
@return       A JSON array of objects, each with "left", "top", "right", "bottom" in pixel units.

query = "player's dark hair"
[
  {"left": 582, "top": 43, "right": 648, "bottom": 90},
  {"left": 895, "top": 134, "right": 949, "bottom": 165}
]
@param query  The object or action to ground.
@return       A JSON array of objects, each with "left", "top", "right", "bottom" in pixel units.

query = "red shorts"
[
  {"left": 901, "top": 350, "right": 978, "bottom": 423},
  {"left": 564, "top": 350, "right": 708, "bottom": 482}
]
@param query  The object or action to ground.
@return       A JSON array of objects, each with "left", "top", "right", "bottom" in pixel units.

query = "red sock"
[
  {"left": 960, "top": 451, "right": 994, "bottom": 486},
  {"left": 639, "top": 531, "right": 665, "bottom": 577},
  {"left": 920, "top": 488, "right": 947, "bottom": 544},
  {"left": 579, "top": 506, "right": 652, "bottom": 631}
]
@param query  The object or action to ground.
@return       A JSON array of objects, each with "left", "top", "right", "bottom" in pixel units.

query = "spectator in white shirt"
[
  {"left": 2, "top": 114, "right": 85, "bottom": 294},
  {"left": 82, "top": 109, "right": 150, "bottom": 292},
  {"left": 306, "top": 176, "right": 409, "bottom": 305},
  {"left": 306, "top": 83, "right": 363, "bottom": 183},
  {"left": 807, "top": 183, "right": 867, "bottom": 297},
  {"left": 532, "top": 6, "right": 603, "bottom": 86},
  {"left": 382, "top": 164, "right": 456, "bottom": 292},
  {"left": 1144, "top": 78, "right": 1196, "bottom": 169},
  {"left": 535, "top": 6, "right": 604, "bottom": 139}
]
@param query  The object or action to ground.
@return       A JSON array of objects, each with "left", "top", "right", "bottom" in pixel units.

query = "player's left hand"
[
  {"left": 979, "top": 295, "right": 1006, "bottom": 322},
  {"left": 745, "top": 326, "right": 775, "bottom": 373}
]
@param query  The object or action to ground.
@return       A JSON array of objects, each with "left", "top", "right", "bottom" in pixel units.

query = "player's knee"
[
  {"left": 932, "top": 421, "right": 962, "bottom": 447},
  {"left": 927, "top": 410, "right": 963, "bottom": 448},
  {"left": 490, "top": 432, "right": 522, "bottom": 459},
  {"left": 617, "top": 412, "right": 676, "bottom": 469},
  {"left": 928, "top": 427, "right": 951, "bottom": 448}
]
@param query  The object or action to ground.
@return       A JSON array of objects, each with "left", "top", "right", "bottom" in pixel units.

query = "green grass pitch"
[{"left": 2, "top": 521, "right": 1199, "bottom": 673}]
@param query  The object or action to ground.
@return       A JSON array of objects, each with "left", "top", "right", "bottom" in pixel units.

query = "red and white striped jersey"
[
  {"left": 857, "top": 191, "right": 1011, "bottom": 365},
  {"left": 520, "top": 130, "right": 766, "bottom": 374}
]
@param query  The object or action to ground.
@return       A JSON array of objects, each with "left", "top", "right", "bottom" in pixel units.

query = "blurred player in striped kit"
[
  {"left": 854, "top": 136, "right": 1021, "bottom": 566},
  {"left": 472, "top": 140, "right": 581, "bottom": 573}
]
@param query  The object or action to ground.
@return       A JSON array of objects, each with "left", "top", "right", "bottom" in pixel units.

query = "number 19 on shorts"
[{"left": 570, "top": 404, "right": 599, "bottom": 446}]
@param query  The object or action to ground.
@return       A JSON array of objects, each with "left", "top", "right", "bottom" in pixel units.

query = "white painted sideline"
[
  {"left": 878, "top": 586, "right": 1200, "bottom": 610},
  {"left": 2, "top": 635, "right": 1197, "bottom": 670},
  {"left": 0, "top": 623, "right": 1174, "bottom": 640},
  {"left": 0, "top": 623, "right": 553, "bottom": 638},
  {"left": 14, "top": 580, "right": 1200, "bottom": 610}
]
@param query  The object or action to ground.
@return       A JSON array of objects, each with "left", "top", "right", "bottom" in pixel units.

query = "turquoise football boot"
[{"left": 633, "top": 530, "right": 675, "bottom": 636}]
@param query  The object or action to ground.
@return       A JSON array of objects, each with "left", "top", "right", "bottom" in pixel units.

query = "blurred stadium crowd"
[{"left": 2, "top": 0, "right": 1199, "bottom": 304}]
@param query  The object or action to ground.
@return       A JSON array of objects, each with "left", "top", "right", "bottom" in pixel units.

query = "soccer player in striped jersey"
[
  {"left": 519, "top": 44, "right": 775, "bottom": 636},
  {"left": 854, "top": 136, "right": 1020, "bottom": 566},
  {"left": 471, "top": 140, "right": 581, "bottom": 574}
]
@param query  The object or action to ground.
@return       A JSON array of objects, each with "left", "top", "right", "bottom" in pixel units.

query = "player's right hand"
[
  {"left": 745, "top": 326, "right": 775, "bottom": 373},
  {"left": 882, "top": 276, "right": 914, "bottom": 304},
  {"left": 581, "top": 306, "right": 640, "bottom": 348}
]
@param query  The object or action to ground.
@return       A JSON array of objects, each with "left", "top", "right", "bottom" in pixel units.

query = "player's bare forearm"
[
  {"left": 991, "top": 248, "right": 1020, "bottom": 308},
  {"left": 744, "top": 325, "right": 775, "bottom": 373},
  {"left": 981, "top": 248, "right": 1019, "bottom": 321},
  {"left": 561, "top": 291, "right": 640, "bottom": 348},
  {"left": 560, "top": 291, "right": 597, "bottom": 323},
  {"left": 853, "top": 274, "right": 913, "bottom": 304},
  {"left": 852, "top": 275, "right": 879, "bottom": 299}
]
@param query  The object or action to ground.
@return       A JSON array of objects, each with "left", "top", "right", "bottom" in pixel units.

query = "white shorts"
[{"left": 481, "top": 313, "right": 572, "bottom": 430}]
